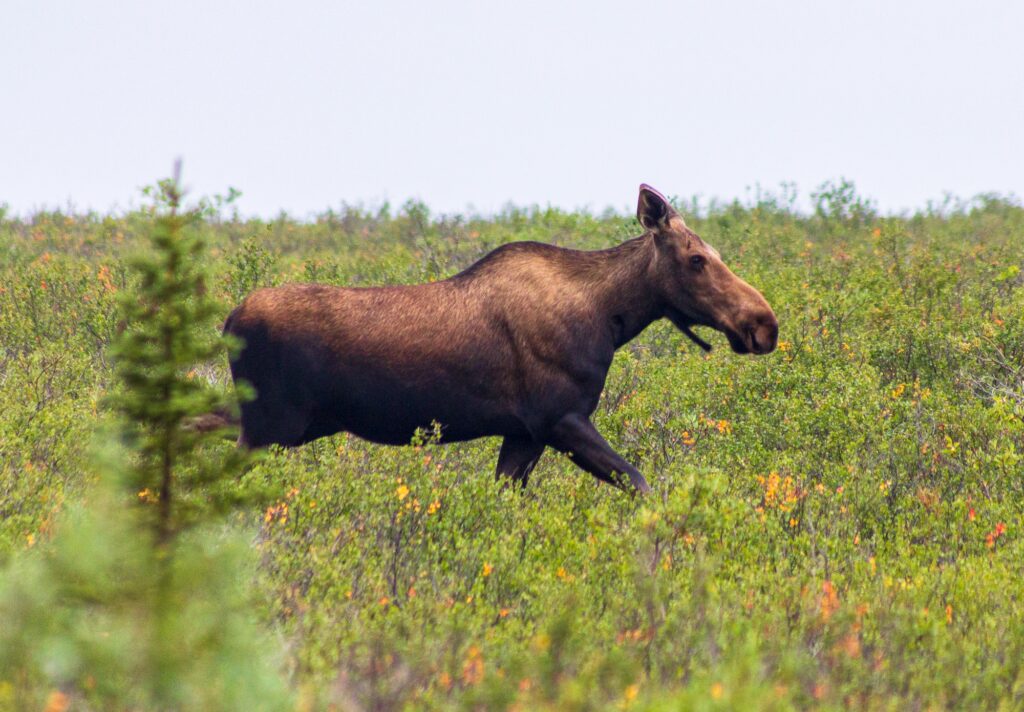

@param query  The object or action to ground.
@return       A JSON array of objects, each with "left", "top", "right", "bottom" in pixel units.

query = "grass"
[{"left": 1, "top": 183, "right": 1023, "bottom": 709}]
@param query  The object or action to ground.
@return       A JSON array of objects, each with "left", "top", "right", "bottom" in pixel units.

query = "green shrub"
[{"left": 1, "top": 183, "right": 1023, "bottom": 709}]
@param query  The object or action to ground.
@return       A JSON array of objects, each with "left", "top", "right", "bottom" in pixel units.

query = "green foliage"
[
  {"left": 1, "top": 182, "right": 1024, "bottom": 709},
  {"left": 0, "top": 167, "right": 289, "bottom": 710},
  {"left": 226, "top": 233, "right": 277, "bottom": 305},
  {"left": 811, "top": 178, "right": 876, "bottom": 227},
  {"left": 0, "top": 461, "right": 289, "bottom": 711},
  {"left": 111, "top": 166, "right": 254, "bottom": 542}
]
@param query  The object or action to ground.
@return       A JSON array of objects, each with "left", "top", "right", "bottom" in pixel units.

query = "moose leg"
[
  {"left": 548, "top": 414, "right": 651, "bottom": 494},
  {"left": 495, "top": 436, "right": 546, "bottom": 488}
]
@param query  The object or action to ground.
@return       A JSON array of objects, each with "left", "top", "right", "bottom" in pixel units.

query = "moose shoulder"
[{"left": 223, "top": 185, "right": 778, "bottom": 493}]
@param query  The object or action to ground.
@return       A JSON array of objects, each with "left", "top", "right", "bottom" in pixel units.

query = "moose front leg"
[
  {"left": 495, "top": 435, "right": 546, "bottom": 488},
  {"left": 548, "top": 414, "right": 651, "bottom": 494}
]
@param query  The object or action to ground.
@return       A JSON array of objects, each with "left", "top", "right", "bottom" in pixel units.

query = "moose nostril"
[
  {"left": 744, "top": 318, "right": 778, "bottom": 355},
  {"left": 756, "top": 314, "right": 779, "bottom": 353},
  {"left": 747, "top": 327, "right": 760, "bottom": 353},
  {"left": 737, "top": 312, "right": 779, "bottom": 355}
]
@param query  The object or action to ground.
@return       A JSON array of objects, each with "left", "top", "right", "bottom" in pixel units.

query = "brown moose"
[{"left": 220, "top": 185, "right": 777, "bottom": 493}]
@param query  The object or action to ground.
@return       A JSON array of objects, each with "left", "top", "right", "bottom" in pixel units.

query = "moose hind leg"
[
  {"left": 495, "top": 436, "right": 546, "bottom": 488},
  {"left": 548, "top": 413, "right": 651, "bottom": 494}
]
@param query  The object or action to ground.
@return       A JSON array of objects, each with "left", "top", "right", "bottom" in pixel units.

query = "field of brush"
[{"left": 2, "top": 183, "right": 1024, "bottom": 709}]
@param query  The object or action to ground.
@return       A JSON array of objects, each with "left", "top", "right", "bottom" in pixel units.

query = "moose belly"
[{"left": 301, "top": 356, "right": 524, "bottom": 446}]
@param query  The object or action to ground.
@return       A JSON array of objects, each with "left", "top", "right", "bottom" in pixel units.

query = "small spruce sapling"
[{"left": 0, "top": 164, "right": 288, "bottom": 711}]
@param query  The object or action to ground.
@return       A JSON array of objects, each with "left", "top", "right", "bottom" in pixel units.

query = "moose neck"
[{"left": 582, "top": 236, "right": 663, "bottom": 349}]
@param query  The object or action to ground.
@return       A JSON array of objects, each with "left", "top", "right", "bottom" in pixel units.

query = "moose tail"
[{"left": 185, "top": 406, "right": 240, "bottom": 436}]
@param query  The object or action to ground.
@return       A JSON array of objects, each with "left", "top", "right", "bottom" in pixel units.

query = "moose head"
[{"left": 638, "top": 184, "right": 778, "bottom": 355}]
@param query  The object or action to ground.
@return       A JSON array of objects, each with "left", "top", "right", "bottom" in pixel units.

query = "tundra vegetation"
[{"left": 1, "top": 177, "right": 1023, "bottom": 710}]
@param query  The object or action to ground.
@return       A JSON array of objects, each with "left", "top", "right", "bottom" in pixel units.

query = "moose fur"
[{"left": 221, "top": 185, "right": 778, "bottom": 492}]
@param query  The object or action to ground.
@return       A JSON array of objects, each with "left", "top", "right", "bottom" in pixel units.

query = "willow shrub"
[{"left": 1, "top": 185, "right": 1023, "bottom": 709}]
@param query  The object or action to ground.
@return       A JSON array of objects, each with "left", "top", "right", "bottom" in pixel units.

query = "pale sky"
[{"left": 2, "top": 0, "right": 1022, "bottom": 217}]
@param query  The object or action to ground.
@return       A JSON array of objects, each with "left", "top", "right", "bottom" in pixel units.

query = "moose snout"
[{"left": 743, "top": 313, "right": 779, "bottom": 355}]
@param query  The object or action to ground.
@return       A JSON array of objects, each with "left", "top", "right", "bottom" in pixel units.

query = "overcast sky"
[{"left": 2, "top": 0, "right": 1022, "bottom": 218}]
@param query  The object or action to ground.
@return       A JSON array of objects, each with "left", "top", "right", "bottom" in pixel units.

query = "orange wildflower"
[
  {"left": 819, "top": 580, "right": 840, "bottom": 621},
  {"left": 986, "top": 522, "right": 1007, "bottom": 548},
  {"left": 461, "top": 646, "right": 484, "bottom": 685},
  {"left": 43, "top": 691, "right": 70, "bottom": 712}
]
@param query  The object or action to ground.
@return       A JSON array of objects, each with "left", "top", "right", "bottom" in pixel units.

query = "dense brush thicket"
[{"left": 1, "top": 183, "right": 1023, "bottom": 709}]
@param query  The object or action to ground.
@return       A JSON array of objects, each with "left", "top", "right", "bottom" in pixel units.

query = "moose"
[{"left": 218, "top": 185, "right": 778, "bottom": 493}]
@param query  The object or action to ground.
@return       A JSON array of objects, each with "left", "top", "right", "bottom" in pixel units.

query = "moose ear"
[{"left": 637, "top": 184, "right": 679, "bottom": 231}]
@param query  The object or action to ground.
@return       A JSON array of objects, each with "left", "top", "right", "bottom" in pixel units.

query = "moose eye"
[{"left": 689, "top": 254, "right": 705, "bottom": 269}]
